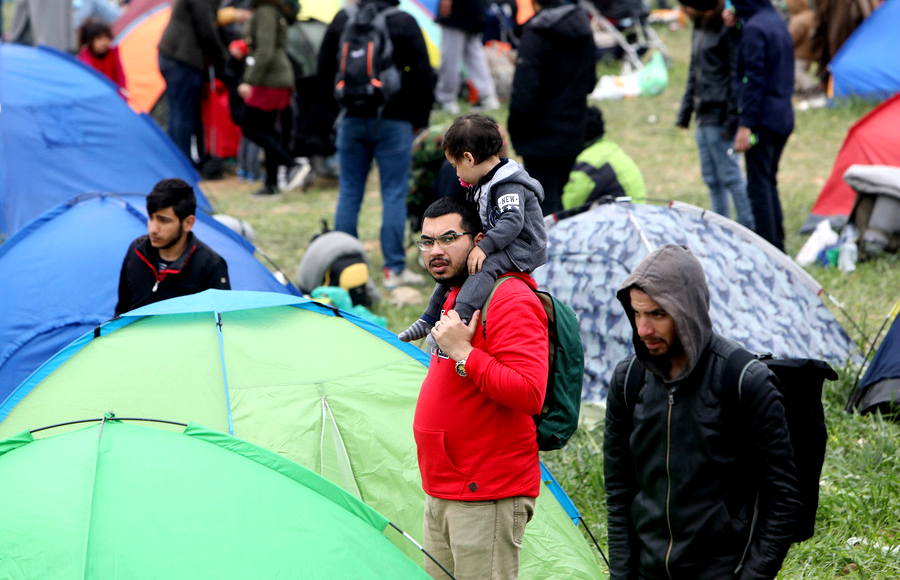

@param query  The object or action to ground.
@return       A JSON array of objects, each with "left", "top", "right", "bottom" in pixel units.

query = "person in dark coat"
[
  {"left": 507, "top": 0, "right": 596, "bottom": 216},
  {"left": 604, "top": 244, "right": 800, "bottom": 580},
  {"left": 157, "top": 0, "right": 250, "bottom": 164},
  {"left": 317, "top": 0, "right": 436, "bottom": 288},
  {"left": 729, "top": 0, "right": 794, "bottom": 252},
  {"left": 116, "top": 179, "right": 230, "bottom": 316}
]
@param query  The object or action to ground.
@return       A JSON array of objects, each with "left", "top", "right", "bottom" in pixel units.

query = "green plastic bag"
[{"left": 637, "top": 52, "right": 669, "bottom": 97}]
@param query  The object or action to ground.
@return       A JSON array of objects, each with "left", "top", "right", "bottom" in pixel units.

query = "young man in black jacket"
[
  {"left": 115, "top": 179, "right": 230, "bottom": 316},
  {"left": 604, "top": 244, "right": 800, "bottom": 580}
]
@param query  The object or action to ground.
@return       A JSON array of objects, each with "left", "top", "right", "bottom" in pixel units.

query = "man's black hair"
[
  {"left": 422, "top": 196, "right": 483, "bottom": 234},
  {"left": 443, "top": 114, "right": 503, "bottom": 164},
  {"left": 147, "top": 178, "right": 197, "bottom": 221},
  {"left": 78, "top": 17, "right": 113, "bottom": 49}
]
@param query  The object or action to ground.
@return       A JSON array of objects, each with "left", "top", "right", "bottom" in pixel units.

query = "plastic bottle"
[{"left": 838, "top": 224, "right": 858, "bottom": 273}]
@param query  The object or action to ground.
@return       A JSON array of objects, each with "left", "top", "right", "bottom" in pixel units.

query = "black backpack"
[
  {"left": 624, "top": 349, "right": 837, "bottom": 542},
  {"left": 333, "top": 3, "right": 402, "bottom": 110},
  {"left": 482, "top": 275, "right": 585, "bottom": 451}
]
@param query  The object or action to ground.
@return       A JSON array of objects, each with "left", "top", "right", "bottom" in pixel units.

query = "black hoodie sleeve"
[{"left": 604, "top": 359, "right": 641, "bottom": 580}]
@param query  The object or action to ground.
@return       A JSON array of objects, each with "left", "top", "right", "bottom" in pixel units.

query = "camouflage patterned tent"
[{"left": 534, "top": 199, "right": 859, "bottom": 401}]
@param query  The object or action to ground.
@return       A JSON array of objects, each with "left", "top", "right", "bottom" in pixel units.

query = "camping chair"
[{"left": 583, "top": 0, "right": 669, "bottom": 72}]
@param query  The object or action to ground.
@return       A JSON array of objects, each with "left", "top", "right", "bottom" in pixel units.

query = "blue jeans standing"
[
  {"left": 696, "top": 124, "right": 755, "bottom": 230},
  {"left": 158, "top": 54, "right": 203, "bottom": 164},
  {"left": 335, "top": 117, "right": 413, "bottom": 273}
]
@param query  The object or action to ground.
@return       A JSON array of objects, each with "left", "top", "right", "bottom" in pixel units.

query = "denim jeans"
[
  {"left": 158, "top": 54, "right": 203, "bottom": 164},
  {"left": 745, "top": 126, "right": 789, "bottom": 252},
  {"left": 335, "top": 117, "right": 413, "bottom": 272},
  {"left": 696, "top": 124, "right": 755, "bottom": 230}
]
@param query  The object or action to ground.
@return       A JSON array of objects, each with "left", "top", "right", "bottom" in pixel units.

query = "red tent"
[{"left": 804, "top": 93, "right": 900, "bottom": 231}]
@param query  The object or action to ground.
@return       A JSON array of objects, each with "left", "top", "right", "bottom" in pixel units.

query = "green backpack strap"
[{"left": 480, "top": 274, "right": 521, "bottom": 336}]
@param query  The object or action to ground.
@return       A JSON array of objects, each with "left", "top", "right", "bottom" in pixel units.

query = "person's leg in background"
[
  {"left": 334, "top": 117, "right": 374, "bottom": 239},
  {"left": 435, "top": 26, "right": 465, "bottom": 113},
  {"left": 523, "top": 156, "right": 576, "bottom": 216},
  {"left": 463, "top": 32, "right": 499, "bottom": 110},
  {"left": 373, "top": 118, "right": 420, "bottom": 282},
  {"left": 158, "top": 54, "right": 203, "bottom": 164},
  {"left": 744, "top": 126, "right": 788, "bottom": 252},
  {"left": 696, "top": 124, "right": 730, "bottom": 218}
]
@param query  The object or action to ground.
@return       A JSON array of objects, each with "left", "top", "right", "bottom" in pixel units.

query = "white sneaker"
[
  {"left": 383, "top": 267, "right": 424, "bottom": 289},
  {"left": 472, "top": 95, "right": 501, "bottom": 112},
  {"left": 439, "top": 100, "right": 460, "bottom": 115},
  {"left": 284, "top": 157, "right": 312, "bottom": 191}
]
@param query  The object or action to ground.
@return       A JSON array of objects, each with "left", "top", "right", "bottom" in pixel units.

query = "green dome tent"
[
  {"left": 0, "top": 290, "right": 603, "bottom": 578},
  {"left": 0, "top": 419, "right": 430, "bottom": 579}
]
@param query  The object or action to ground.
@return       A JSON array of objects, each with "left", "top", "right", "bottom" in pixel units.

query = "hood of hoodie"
[
  {"left": 527, "top": 4, "right": 592, "bottom": 46},
  {"left": 616, "top": 244, "right": 713, "bottom": 382},
  {"left": 732, "top": 0, "right": 777, "bottom": 18}
]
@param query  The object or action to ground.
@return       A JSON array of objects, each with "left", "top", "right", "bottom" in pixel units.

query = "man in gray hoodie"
[{"left": 604, "top": 244, "right": 800, "bottom": 580}]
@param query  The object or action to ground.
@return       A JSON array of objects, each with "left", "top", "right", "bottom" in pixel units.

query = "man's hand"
[
  {"left": 467, "top": 246, "right": 487, "bottom": 275},
  {"left": 432, "top": 309, "right": 479, "bottom": 363},
  {"left": 238, "top": 83, "right": 252, "bottom": 100},
  {"left": 734, "top": 126, "right": 753, "bottom": 152},
  {"left": 723, "top": 8, "right": 736, "bottom": 27},
  {"left": 233, "top": 8, "right": 253, "bottom": 22}
]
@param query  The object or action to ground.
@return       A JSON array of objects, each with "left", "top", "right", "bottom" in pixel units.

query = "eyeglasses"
[{"left": 417, "top": 231, "right": 476, "bottom": 251}]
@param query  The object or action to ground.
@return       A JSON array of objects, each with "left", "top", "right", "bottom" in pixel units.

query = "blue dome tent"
[
  {"left": 0, "top": 43, "right": 208, "bottom": 240},
  {"left": 0, "top": 193, "right": 298, "bottom": 398},
  {"left": 829, "top": 0, "right": 900, "bottom": 100}
]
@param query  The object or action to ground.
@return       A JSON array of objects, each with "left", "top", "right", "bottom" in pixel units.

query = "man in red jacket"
[{"left": 412, "top": 196, "right": 549, "bottom": 579}]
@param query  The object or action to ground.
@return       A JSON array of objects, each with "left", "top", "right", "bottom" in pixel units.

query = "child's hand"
[{"left": 467, "top": 246, "right": 487, "bottom": 275}]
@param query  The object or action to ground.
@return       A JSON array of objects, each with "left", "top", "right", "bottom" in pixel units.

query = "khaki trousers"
[{"left": 423, "top": 495, "right": 535, "bottom": 580}]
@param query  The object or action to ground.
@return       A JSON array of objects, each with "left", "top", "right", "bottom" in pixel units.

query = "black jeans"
[
  {"left": 241, "top": 106, "right": 294, "bottom": 188},
  {"left": 745, "top": 127, "right": 789, "bottom": 253}
]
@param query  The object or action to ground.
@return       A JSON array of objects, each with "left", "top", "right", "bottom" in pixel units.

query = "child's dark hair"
[
  {"left": 147, "top": 178, "right": 197, "bottom": 221},
  {"left": 422, "top": 196, "right": 483, "bottom": 234},
  {"left": 443, "top": 114, "right": 503, "bottom": 164},
  {"left": 78, "top": 17, "right": 114, "bottom": 49}
]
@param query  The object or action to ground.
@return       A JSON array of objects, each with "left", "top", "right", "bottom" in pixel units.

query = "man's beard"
[
  {"left": 156, "top": 223, "right": 184, "bottom": 250},
  {"left": 428, "top": 257, "right": 469, "bottom": 288}
]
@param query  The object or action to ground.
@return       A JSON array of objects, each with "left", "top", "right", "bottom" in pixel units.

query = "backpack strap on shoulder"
[
  {"left": 723, "top": 347, "right": 757, "bottom": 406},
  {"left": 480, "top": 274, "right": 522, "bottom": 337},
  {"left": 623, "top": 355, "right": 644, "bottom": 414}
]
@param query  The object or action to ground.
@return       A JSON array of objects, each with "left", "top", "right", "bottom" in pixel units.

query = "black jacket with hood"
[
  {"left": 116, "top": 232, "right": 230, "bottom": 316},
  {"left": 731, "top": 0, "right": 794, "bottom": 136},
  {"left": 603, "top": 244, "right": 800, "bottom": 580},
  {"left": 317, "top": 0, "right": 436, "bottom": 129},
  {"left": 507, "top": 2, "right": 596, "bottom": 158},
  {"left": 676, "top": 13, "right": 739, "bottom": 137}
]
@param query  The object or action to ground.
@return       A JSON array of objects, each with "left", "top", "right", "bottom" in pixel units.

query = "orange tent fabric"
[{"left": 116, "top": 6, "right": 170, "bottom": 114}]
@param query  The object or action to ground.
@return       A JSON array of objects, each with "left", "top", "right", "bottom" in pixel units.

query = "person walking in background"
[
  {"left": 236, "top": 0, "right": 311, "bottom": 196},
  {"left": 508, "top": 0, "right": 596, "bottom": 216},
  {"left": 77, "top": 17, "right": 127, "bottom": 95},
  {"left": 728, "top": 0, "right": 794, "bottom": 252},
  {"left": 604, "top": 244, "right": 800, "bottom": 580},
  {"left": 676, "top": 0, "right": 754, "bottom": 230},
  {"left": 317, "top": 0, "right": 436, "bottom": 288},
  {"left": 434, "top": 0, "right": 500, "bottom": 114}
]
